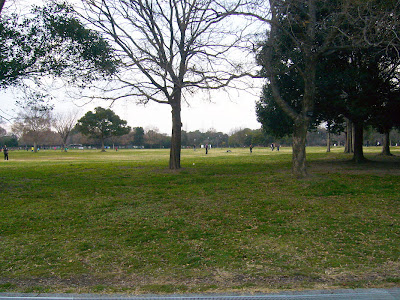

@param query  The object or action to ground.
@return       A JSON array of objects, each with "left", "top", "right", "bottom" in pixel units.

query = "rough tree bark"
[
  {"left": 352, "top": 121, "right": 366, "bottom": 163},
  {"left": 292, "top": 119, "right": 309, "bottom": 177},
  {"left": 344, "top": 119, "right": 353, "bottom": 154},
  {"left": 326, "top": 127, "right": 331, "bottom": 153},
  {"left": 381, "top": 129, "right": 392, "bottom": 156},
  {"left": 169, "top": 90, "right": 182, "bottom": 170}
]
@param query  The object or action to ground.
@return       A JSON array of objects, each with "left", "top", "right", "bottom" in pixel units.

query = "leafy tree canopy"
[
  {"left": 75, "top": 107, "right": 130, "bottom": 151},
  {"left": 133, "top": 127, "right": 144, "bottom": 146},
  {"left": 0, "top": 2, "right": 118, "bottom": 89}
]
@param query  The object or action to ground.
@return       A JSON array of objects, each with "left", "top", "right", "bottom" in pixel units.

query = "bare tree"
[
  {"left": 77, "top": 0, "right": 257, "bottom": 169},
  {"left": 12, "top": 106, "right": 53, "bottom": 152},
  {"left": 53, "top": 110, "right": 79, "bottom": 152}
]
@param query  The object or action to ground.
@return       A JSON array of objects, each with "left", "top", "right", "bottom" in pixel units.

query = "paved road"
[{"left": 1, "top": 288, "right": 400, "bottom": 300}]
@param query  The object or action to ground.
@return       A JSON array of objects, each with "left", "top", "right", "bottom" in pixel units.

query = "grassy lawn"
[{"left": 0, "top": 146, "right": 399, "bottom": 294}]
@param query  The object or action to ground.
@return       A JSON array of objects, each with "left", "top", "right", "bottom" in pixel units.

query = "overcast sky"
[
  {"left": 106, "top": 89, "right": 263, "bottom": 134},
  {"left": 1, "top": 0, "right": 265, "bottom": 134},
  {"left": 1, "top": 84, "right": 263, "bottom": 134}
]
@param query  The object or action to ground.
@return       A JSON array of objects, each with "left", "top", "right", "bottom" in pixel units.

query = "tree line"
[{"left": 2, "top": 103, "right": 399, "bottom": 151}]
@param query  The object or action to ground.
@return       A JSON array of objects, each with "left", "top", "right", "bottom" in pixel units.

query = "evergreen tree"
[{"left": 76, "top": 107, "right": 131, "bottom": 152}]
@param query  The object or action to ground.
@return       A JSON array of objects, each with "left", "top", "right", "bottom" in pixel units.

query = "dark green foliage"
[
  {"left": 255, "top": 64, "right": 324, "bottom": 139},
  {"left": 317, "top": 46, "right": 400, "bottom": 139},
  {"left": 75, "top": 107, "right": 130, "bottom": 150},
  {"left": 0, "top": 0, "right": 5, "bottom": 14},
  {"left": 37, "top": 3, "right": 118, "bottom": 78},
  {"left": 373, "top": 90, "right": 400, "bottom": 134},
  {"left": 0, "top": 2, "right": 118, "bottom": 89},
  {"left": 0, "top": 14, "right": 26, "bottom": 87},
  {"left": 256, "top": 77, "right": 299, "bottom": 139},
  {"left": 257, "top": 0, "right": 400, "bottom": 144},
  {"left": 133, "top": 127, "right": 144, "bottom": 146},
  {"left": 0, "top": 135, "right": 18, "bottom": 147},
  {"left": 182, "top": 130, "right": 229, "bottom": 148}
]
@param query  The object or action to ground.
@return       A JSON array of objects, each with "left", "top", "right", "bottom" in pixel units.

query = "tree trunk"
[
  {"left": 264, "top": 1, "right": 317, "bottom": 178},
  {"left": 63, "top": 135, "right": 69, "bottom": 152},
  {"left": 344, "top": 118, "right": 353, "bottom": 153},
  {"left": 169, "top": 95, "right": 182, "bottom": 170},
  {"left": 352, "top": 121, "right": 366, "bottom": 163},
  {"left": 34, "top": 141, "right": 38, "bottom": 153},
  {"left": 101, "top": 138, "right": 105, "bottom": 152},
  {"left": 292, "top": 119, "right": 308, "bottom": 178},
  {"left": 326, "top": 126, "right": 331, "bottom": 153},
  {"left": 352, "top": 123, "right": 355, "bottom": 153},
  {"left": 381, "top": 129, "right": 392, "bottom": 156}
]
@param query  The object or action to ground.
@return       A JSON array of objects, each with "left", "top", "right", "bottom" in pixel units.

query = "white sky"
[
  {"left": 1, "top": 85, "right": 263, "bottom": 134},
  {"left": 107, "top": 89, "right": 263, "bottom": 134},
  {"left": 1, "top": 0, "right": 265, "bottom": 134}
]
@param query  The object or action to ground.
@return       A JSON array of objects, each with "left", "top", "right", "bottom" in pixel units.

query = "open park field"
[{"left": 0, "top": 146, "right": 399, "bottom": 294}]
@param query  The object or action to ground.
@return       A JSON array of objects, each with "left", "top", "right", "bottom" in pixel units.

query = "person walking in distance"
[{"left": 3, "top": 145, "right": 9, "bottom": 160}]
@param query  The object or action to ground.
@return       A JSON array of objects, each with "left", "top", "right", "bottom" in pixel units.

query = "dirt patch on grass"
[{"left": 2, "top": 267, "right": 399, "bottom": 294}]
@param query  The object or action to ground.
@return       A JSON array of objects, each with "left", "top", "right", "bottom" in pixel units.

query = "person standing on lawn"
[{"left": 3, "top": 145, "right": 9, "bottom": 160}]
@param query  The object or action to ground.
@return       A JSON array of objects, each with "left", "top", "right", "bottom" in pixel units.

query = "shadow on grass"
[{"left": 309, "top": 153, "right": 400, "bottom": 175}]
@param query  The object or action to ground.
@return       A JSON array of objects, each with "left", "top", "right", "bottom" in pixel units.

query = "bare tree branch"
[{"left": 74, "top": 0, "right": 261, "bottom": 169}]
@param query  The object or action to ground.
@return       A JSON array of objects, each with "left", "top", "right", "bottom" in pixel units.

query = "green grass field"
[{"left": 0, "top": 146, "right": 399, "bottom": 294}]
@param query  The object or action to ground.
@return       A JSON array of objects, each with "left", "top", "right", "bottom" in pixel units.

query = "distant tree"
[
  {"left": 75, "top": 107, "right": 131, "bottom": 152},
  {"left": 133, "top": 127, "right": 144, "bottom": 146},
  {"left": 53, "top": 110, "right": 79, "bottom": 152},
  {"left": 199, "top": 129, "right": 228, "bottom": 148},
  {"left": 12, "top": 98, "right": 52, "bottom": 152},
  {"left": 144, "top": 129, "right": 170, "bottom": 149},
  {"left": 184, "top": 130, "right": 206, "bottom": 148},
  {"left": 0, "top": 125, "right": 18, "bottom": 147},
  {"left": 228, "top": 128, "right": 254, "bottom": 147},
  {"left": 68, "top": 130, "right": 91, "bottom": 147},
  {"left": 369, "top": 67, "right": 400, "bottom": 156},
  {"left": 0, "top": 134, "right": 18, "bottom": 147},
  {"left": 323, "top": 121, "right": 344, "bottom": 153}
]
